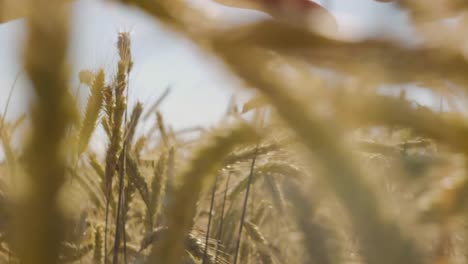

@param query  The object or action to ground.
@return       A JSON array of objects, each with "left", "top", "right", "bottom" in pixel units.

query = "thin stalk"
[
  {"left": 1, "top": 71, "right": 21, "bottom": 129},
  {"left": 233, "top": 111, "right": 264, "bottom": 264},
  {"left": 0, "top": 71, "right": 21, "bottom": 189},
  {"left": 202, "top": 175, "right": 218, "bottom": 264},
  {"left": 143, "top": 85, "right": 171, "bottom": 121},
  {"left": 214, "top": 172, "right": 231, "bottom": 264},
  {"left": 121, "top": 76, "right": 130, "bottom": 264},
  {"left": 122, "top": 196, "right": 128, "bottom": 264},
  {"left": 113, "top": 74, "right": 131, "bottom": 264},
  {"left": 122, "top": 66, "right": 131, "bottom": 264},
  {"left": 233, "top": 144, "right": 259, "bottom": 264},
  {"left": 105, "top": 196, "right": 109, "bottom": 264},
  {"left": 112, "top": 150, "right": 127, "bottom": 264}
]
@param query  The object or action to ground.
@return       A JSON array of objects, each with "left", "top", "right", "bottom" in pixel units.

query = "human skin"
[
  {"left": 214, "top": 0, "right": 396, "bottom": 33},
  {"left": 215, "top": 0, "right": 338, "bottom": 33}
]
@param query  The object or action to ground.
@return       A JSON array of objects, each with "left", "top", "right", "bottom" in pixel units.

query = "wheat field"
[{"left": 1, "top": 0, "right": 468, "bottom": 263}]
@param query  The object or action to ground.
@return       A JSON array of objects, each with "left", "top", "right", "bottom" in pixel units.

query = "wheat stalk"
[
  {"left": 214, "top": 42, "right": 424, "bottom": 264},
  {"left": 13, "top": 0, "right": 75, "bottom": 262},
  {"left": 147, "top": 152, "right": 168, "bottom": 231},
  {"left": 150, "top": 123, "right": 258, "bottom": 264},
  {"left": 78, "top": 69, "right": 105, "bottom": 155}
]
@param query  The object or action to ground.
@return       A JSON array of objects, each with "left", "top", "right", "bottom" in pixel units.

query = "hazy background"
[{"left": 0, "top": 0, "right": 419, "bottom": 128}]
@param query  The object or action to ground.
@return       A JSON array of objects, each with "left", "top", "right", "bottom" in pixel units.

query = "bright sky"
[{"left": 0, "top": 0, "right": 416, "bottom": 130}]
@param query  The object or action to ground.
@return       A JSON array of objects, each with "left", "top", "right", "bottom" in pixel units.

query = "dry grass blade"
[{"left": 143, "top": 86, "right": 171, "bottom": 121}]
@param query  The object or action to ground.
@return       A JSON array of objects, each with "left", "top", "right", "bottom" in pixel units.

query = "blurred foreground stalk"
[
  {"left": 214, "top": 44, "right": 424, "bottom": 264},
  {"left": 12, "top": 0, "right": 75, "bottom": 263}
]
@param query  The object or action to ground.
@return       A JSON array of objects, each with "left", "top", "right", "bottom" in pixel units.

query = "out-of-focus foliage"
[{"left": 0, "top": 0, "right": 468, "bottom": 263}]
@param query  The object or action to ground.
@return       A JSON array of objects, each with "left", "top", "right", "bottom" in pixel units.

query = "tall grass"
[{"left": 0, "top": 0, "right": 468, "bottom": 264}]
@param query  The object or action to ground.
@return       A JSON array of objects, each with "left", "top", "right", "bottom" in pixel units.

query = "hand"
[{"left": 215, "top": 0, "right": 337, "bottom": 32}]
